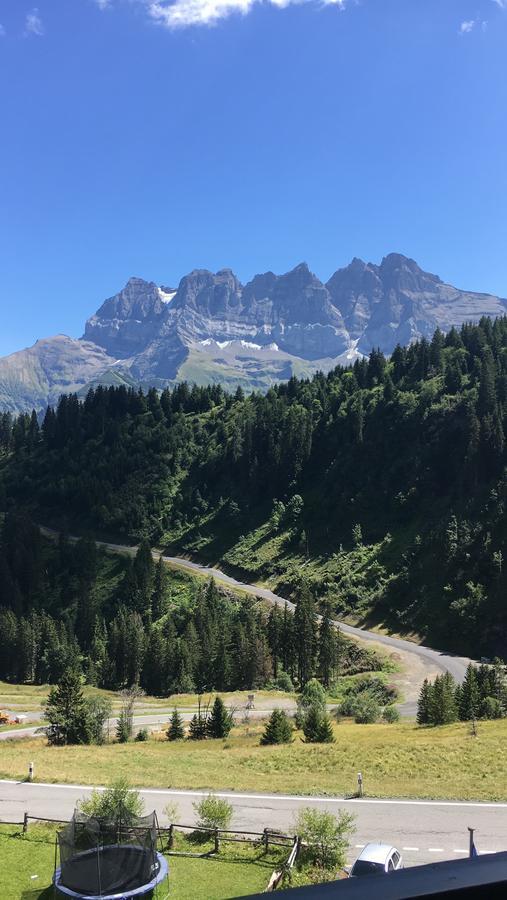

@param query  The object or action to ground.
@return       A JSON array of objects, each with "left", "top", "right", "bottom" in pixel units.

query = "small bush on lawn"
[
  {"left": 193, "top": 794, "right": 233, "bottom": 832},
  {"left": 295, "top": 807, "right": 355, "bottom": 869},
  {"left": 163, "top": 800, "right": 180, "bottom": 824},
  {"left": 382, "top": 705, "right": 400, "bottom": 724},
  {"left": 135, "top": 728, "right": 149, "bottom": 741},
  {"left": 80, "top": 777, "right": 144, "bottom": 823},
  {"left": 353, "top": 695, "right": 381, "bottom": 724}
]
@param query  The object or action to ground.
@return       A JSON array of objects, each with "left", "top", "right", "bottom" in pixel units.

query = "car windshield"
[{"left": 351, "top": 860, "right": 385, "bottom": 876}]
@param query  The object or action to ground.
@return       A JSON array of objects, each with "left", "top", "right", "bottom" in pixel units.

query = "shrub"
[
  {"left": 135, "top": 727, "right": 149, "bottom": 741},
  {"left": 260, "top": 709, "right": 293, "bottom": 745},
  {"left": 382, "top": 705, "right": 400, "bottom": 724},
  {"left": 265, "top": 671, "right": 294, "bottom": 692},
  {"left": 163, "top": 801, "right": 180, "bottom": 824},
  {"left": 295, "top": 807, "right": 355, "bottom": 869},
  {"left": 193, "top": 794, "right": 233, "bottom": 831},
  {"left": 80, "top": 777, "right": 144, "bottom": 823},
  {"left": 85, "top": 696, "right": 112, "bottom": 745},
  {"left": 480, "top": 696, "right": 504, "bottom": 720},
  {"left": 353, "top": 695, "right": 380, "bottom": 724},
  {"left": 344, "top": 676, "right": 398, "bottom": 706}
]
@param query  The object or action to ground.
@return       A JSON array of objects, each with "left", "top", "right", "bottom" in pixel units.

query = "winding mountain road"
[{"left": 39, "top": 526, "right": 474, "bottom": 704}]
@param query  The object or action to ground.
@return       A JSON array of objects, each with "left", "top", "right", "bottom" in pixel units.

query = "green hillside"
[{"left": 1, "top": 317, "right": 507, "bottom": 657}]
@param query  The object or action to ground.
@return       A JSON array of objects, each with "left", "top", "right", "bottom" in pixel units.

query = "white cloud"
[
  {"left": 492, "top": 0, "right": 507, "bottom": 9},
  {"left": 100, "top": 0, "right": 347, "bottom": 30},
  {"left": 459, "top": 19, "right": 475, "bottom": 33},
  {"left": 25, "top": 8, "right": 44, "bottom": 36},
  {"left": 147, "top": 0, "right": 346, "bottom": 28}
]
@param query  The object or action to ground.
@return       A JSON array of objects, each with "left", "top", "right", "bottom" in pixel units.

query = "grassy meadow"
[
  {"left": 1, "top": 719, "right": 506, "bottom": 802},
  {"left": 0, "top": 824, "right": 287, "bottom": 900}
]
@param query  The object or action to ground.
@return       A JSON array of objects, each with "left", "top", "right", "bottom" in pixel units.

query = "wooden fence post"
[
  {"left": 263, "top": 828, "right": 269, "bottom": 852},
  {"left": 168, "top": 824, "right": 174, "bottom": 850},
  {"left": 23, "top": 812, "right": 29, "bottom": 834},
  {"left": 214, "top": 828, "right": 220, "bottom": 853}
]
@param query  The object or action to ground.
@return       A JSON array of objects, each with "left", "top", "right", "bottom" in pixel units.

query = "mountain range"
[{"left": 1, "top": 252, "right": 506, "bottom": 413}]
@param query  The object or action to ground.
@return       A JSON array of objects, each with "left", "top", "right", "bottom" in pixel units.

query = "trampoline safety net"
[{"left": 58, "top": 809, "right": 159, "bottom": 896}]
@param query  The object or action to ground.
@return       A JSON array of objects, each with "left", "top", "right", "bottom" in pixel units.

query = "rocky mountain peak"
[{"left": 2, "top": 253, "right": 506, "bottom": 414}]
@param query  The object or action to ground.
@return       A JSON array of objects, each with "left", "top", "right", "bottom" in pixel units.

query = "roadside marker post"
[
  {"left": 357, "top": 772, "right": 363, "bottom": 797},
  {"left": 28, "top": 761, "right": 34, "bottom": 782}
]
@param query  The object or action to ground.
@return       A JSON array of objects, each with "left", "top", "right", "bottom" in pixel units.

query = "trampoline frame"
[{"left": 53, "top": 848, "right": 168, "bottom": 900}]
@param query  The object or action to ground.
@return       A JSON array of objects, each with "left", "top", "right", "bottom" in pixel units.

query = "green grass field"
[
  {"left": 1, "top": 719, "right": 506, "bottom": 801},
  {"left": 0, "top": 824, "right": 287, "bottom": 900}
]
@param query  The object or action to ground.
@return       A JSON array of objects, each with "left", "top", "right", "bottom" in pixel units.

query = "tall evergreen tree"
[
  {"left": 417, "top": 678, "right": 432, "bottom": 725},
  {"left": 167, "top": 708, "right": 185, "bottom": 741},
  {"left": 206, "top": 696, "right": 233, "bottom": 739},
  {"left": 460, "top": 664, "right": 480, "bottom": 721},
  {"left": 293, "top": 583, "right": 318, "bottom": 688},
  {"left": 318, "top": 602, "right": 337, "bottom": 688},
  {"left": 44, "top": 668, "right": 91, "bottom": 745}
]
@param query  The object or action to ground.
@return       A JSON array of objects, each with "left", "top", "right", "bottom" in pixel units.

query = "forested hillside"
[
  {"left": 1, "top": 317, "right": 507, "bottom": 657},
  {"left": 0, "top": 517, "right": 379, "bottom": 690}
]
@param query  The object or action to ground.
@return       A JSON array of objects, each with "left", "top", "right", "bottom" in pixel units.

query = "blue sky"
[{"left": 0, "top": 0, "right": 506, "bottom": 355}]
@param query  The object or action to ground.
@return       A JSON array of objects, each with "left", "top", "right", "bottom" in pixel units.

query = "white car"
[{"left": 349, "top": 843, "right": 403, "bottom": 876}]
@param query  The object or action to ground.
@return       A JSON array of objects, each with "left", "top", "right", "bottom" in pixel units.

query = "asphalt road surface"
[{"left": 0, "top": 780, "right": 505, "bottom": 869}]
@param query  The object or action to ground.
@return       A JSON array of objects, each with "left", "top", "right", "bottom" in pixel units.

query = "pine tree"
[
  {"left": 267, "top": 606, "right": 282, "bottom": 679},
  {"left": 416, "top": 679, "right": 432, "bottom": 725},
  {"left": 44, "top": 667, "right": 91, "bottom": 745},
  {"left": 151, "top": 556, "right": 167, "bottom": 621},
  {"left": 188, "top": 713, "right": 207, "bottom": 740},
  {"left": 133, "top": 540, "right": 155, "bottom": 621},
  {"left": 167, "top": 708, "right": 185, "bottom": 741},
  {"left": 459, "top": 664, "right": 480, "bottom": 721},
  {"left": 207, "top": 696, "right": 233, "bottom": 738},
  {"left": 430, "top": 673, "right": 458, "bottom": 725},
  {"left": 293, "top": 583, "right": 318, "bottom": 688},
  {"left": 316, "top": 711, "right": 335, "bottom": 743},
  {"left": 302, "top": 704, "right": 335, "bottom": 743},
  {"left": 318, "top": 603, "right": 337, "bottom": 688},
  {"left": 260, "top": 709, "right": 293, "bottom": 745},
  {"left": 188, "top": 696, "right": 208, "bottom": 740}
]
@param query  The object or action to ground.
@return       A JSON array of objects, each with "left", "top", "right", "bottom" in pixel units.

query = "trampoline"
[{"left": 53, "top": 810, "right": 169, "bottom": 899}]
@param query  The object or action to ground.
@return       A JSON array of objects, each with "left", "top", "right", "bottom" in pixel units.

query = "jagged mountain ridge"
[{"left": 1, "top": 253, "right": 506, "bottom": 413}]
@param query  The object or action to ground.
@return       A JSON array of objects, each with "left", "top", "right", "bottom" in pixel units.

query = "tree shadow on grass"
[{"left": 20, "top": 887, "right": 54, "bottom": 899}]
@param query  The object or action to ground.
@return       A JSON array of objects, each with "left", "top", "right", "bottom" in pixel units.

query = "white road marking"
[
  {"left": 428, "top": 848, "right": 444, "bottom": 852},
  {"left": 403, "top": 847, "right": 419, "bottom": 851},
  {"left": 1, "top": 780, "right": 506, "bottom": 810},
  {"left": 453, "top": 849, "right": 468, "bottom": 853},
  {"left": 355, "top": 844, "right": 365, "bottom": 848}
]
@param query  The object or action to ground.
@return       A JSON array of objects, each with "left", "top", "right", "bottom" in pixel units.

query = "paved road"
[
  {"left": 0, "top": 780, "right": 505, "bottom": 869},
  {"left": 39, "top": 527, "right": 474, "bottom": 693}
]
